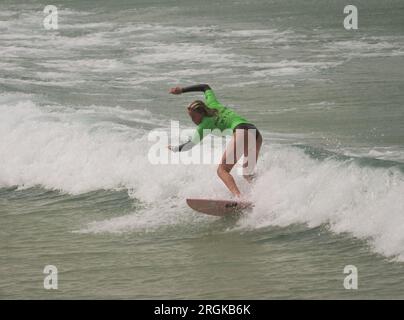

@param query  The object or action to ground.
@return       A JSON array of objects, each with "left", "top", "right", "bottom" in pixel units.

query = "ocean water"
[{"left": 1, "top": 0, "right": 404, "bottom": 299}]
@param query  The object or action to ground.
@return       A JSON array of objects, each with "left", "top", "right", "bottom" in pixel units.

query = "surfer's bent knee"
[{"left": 217, "top": 164, "right": 233, "bottom": 175}]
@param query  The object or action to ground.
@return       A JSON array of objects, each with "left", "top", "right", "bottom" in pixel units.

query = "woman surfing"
[{"left": 168, "top": 84, "right": 263, "bottom": 199}]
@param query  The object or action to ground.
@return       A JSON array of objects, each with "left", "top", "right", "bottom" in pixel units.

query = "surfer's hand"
[
  {"left": 168, "top": 144, "right": 180, "bottom": 152},
  {"left": 169, "top": 87, "right": 182, "bottom": 95}
]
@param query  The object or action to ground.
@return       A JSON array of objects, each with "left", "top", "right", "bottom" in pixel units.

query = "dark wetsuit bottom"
[{"left": 233, "top": 123, "right": 262, "bottom": 140}]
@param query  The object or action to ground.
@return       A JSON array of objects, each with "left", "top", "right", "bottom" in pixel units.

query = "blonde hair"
[{"left": 188, "top": 100, "right": 217, "bottom": 117}]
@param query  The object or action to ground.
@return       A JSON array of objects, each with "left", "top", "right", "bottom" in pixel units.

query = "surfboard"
[{"left": 186, "top": 198, "right": 253, "bottom": 216}]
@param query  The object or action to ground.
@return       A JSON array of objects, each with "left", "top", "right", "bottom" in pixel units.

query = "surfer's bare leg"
[
  {"left": 217, "top": 130, "right": 245, "bottom": 198},
  {"left": 242, "top": 129, "right": 262, "bottom": 183},
  {"left": 217, "top": 164, "right": 241, "bottom": 197}
]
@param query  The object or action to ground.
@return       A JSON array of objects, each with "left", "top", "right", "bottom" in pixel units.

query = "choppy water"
[{"left": 1, "top": 0, "right": 404, "bottom": 299}]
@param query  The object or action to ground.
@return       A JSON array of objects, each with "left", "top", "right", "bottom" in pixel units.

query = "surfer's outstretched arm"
[
  {"left": 168, "top": 141, "right": 195, "bottom": 152},
  {"left": 169, "top": 84, "right": 211, "bottom": 94}
]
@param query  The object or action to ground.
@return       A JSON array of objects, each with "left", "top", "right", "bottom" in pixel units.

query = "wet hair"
[{"left": 188, "top": 100, "right": 217, "bottom": 117}]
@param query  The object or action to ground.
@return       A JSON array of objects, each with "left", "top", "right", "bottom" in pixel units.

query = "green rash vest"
[{"left": 190, "top": 89, "right": 252, "bottom": 145}]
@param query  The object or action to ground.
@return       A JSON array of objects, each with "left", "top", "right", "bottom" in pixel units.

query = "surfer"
[{"left": 168, "top": 84, "right": 262, "bottom": 198}]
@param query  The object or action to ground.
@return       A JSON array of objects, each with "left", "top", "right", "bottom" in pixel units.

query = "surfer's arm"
[
  {"left": 169, "top": 84, "right": 211, "bottom": 94},
  {"left": 170, "top": 140, "right": 195, "bottom": 152},
  {"left": 170, "top": 124, "right": 205, "bottom": 152},
  {"left": 181, "top": 84, "right": 211, "bottom": 93},
  {"left": 170, "top": 84, "right": 221, "bottom": 110}
]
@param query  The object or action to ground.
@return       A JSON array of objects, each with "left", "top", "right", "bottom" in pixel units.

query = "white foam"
[
  {"left": 236, "top": 146, "right": 404, "bottom": 261},
  {"left": 339, "top": 146, "right": 404, "bottom": 163},
  {"left": 2, "top": 96, "right": 404, "bottom": 260},
  {"left": 250, "top": 60, "right": 341, "bottom": 77},
  {"left": 131, "top": 43, "right": 237, "bottom": 65},
  {"left": 38, "top": 59, "right": 126, "bottom": 73},
  {"left": 76, "top": 201, "right": 211, "bottom": 234},
  {"left": 0, "top": 98, "right": 164, "bottom": 195},
  {"left": 324, "top": 37, "right": 404, "bottom": 58}
]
